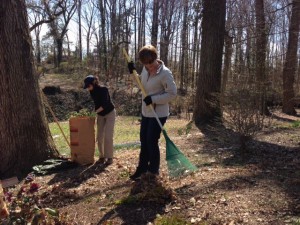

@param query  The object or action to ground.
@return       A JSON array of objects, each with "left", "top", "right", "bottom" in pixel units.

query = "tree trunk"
[
  {"left": 78, "top": 0, "right": 82, "bottom": 61},
  {"left": 151, "top": 0, "right": 160, "bottom": 47},
  {"left": 246, "top": 24, "right": 254, "bottom": 83},
  {"left": 86, "top": 35, "right": 90, "bottom": 58},
  {"left": 134, "top": 0, "right": 137, "bottom": 57},
  {"left": 138, "top": 0, "right": 146, "bottom": 51},
  {"left": 193, "top": 0, "right": 226, "bottom": 127},
  {"left": 159, "top": 0, "right": 176, "bottom": 67},
  {"left": 282, "top": 0, "right": 300, "bottom": 115},
  {"left": 234, "top": 16, "right": 243, "bottom": 79},
  {"left": 180, "top": 0, "right": 189, "bottom": 91},
  {"left": 0, "top": 0, "right": 57, "bottom": 178},
  {"left": 56, "top": 38, "right": 63, "bottom": 67},
  {"left": 191, "top": 2, "right": 201, "bottom": 89},
  {"left": 43, "top": 0, "right": 77, "bottom": 67},
  {"left": 36, "top": 30, "right": 41, "bottom": 64},
  {"left": 99, "top": 0, "right": 108, "bottom": 72},
  {"left": 296, "top": 57, "right": 300, "bottom": 93},
  {"left": 255, "top": 0, "right": 270, "bottom": 115},
  {"left": 110, "top": 0, "right": 117, "bottom": 50},
  {"left": 222, "top": 32, "right": 233, "bottom": 96},
  {"left": 66, "top": 34, "right": 71, "bottom": 58}
]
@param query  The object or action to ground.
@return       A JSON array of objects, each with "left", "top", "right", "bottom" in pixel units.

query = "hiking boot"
[
  {"left": 106, "top": 158, "right": 113, "bottom": 165},
  {"left": 129, "top": 170, "right": 145, "bottom": 181},
  {"left": 97, "top": 158, "right": 105, "bottom": 164}
]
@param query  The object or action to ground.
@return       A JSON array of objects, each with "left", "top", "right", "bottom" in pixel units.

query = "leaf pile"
[{"left": 125, "top": 173, "right": 176, "bottom": 205}]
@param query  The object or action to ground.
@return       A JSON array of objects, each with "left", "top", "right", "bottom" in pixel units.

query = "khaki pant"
[{"left": 97, "top": 109, "right": 116, "bottom": 158}]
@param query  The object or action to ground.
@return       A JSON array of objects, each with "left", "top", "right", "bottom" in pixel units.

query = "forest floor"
[
  {"left": 2, "top": 75, "right": 300, "bottom": 225},
  {"left": 5, "top": 111, "right": 300, "bottom": 225}
]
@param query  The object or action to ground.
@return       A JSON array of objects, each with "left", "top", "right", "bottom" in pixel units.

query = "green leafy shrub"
[{"left": 68, "top": 108, "right": 96, "bottom": 118}]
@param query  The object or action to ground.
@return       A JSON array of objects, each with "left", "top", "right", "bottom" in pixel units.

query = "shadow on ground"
[
  {"left": 47, "top": 162, "right": 108, "bottom": 188},
  {"left": 194, "top": 124, "right": 300, "bottom": 219},
  {"left": 39, "top": 163, "right": 111, "bottom": 208}
]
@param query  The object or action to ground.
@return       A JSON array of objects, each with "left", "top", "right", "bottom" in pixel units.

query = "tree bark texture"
[
  {"left": 0, "top": 0, "right": 57, "bottom": 178},
  {"left": 151, "top": 0, "right": 160, "bottom": 47},
  {"left": 282, "top": 0, "right": 300, "bottom": 115},
  {"left": 191, "top": 2, "right": 201, "bottom": 89},
  {"left": 160, "top": 0, "right": 177, "bottom": 66},
  {"left": 193, "top": 0, "right": 226, "bottom": 127},
  {"left": 99, "top": 0, "right": 108, "bottom": 72},
  {"left": 180, "top": 0, "right": 189, "bottom": 91},
  {"left": 36, "top": 30, "right": 41, "bottom": 64},
  {"left": 78, "top": 0, "right": 82, "bottom": 61},
  {"left": 222, "top": 33, "right": 233, "bottom": 96},
  {"left": 255, "top": 0, "right": 270, "bottom": 115}
]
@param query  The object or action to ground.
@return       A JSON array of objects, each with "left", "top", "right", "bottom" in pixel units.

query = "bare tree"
[
  {"left": 27, "top": 2, "right": 44, "bottom": 64},
  {"left": 0, "top": 0, "right": 57, "bottom": 177},
  {"left": 179, "top": 0, "right": 189, "bottom": 91},
  {"left": 27, "top": 0, "right": 64, "bottom": 64},
  {"left": 255, "top": 0, "right": 270, "bottom": 115},
  {"left": 151, "top": 0, "right": 160, "bottom": 47},
  {"left": 191, "top": 0, "right": 202, "bottom": 89},
  {"left": 282, "top": 0, "right": 300, "bottom": 115},
  {"left": 193, "top": 0, "right": 226, "bottom": 127},
  {"left": 97, "top": 0, "right": 108, "bottom": 72},
  {"left": 221, "top": 0, "right": 234, "bottom": 96},
  {"left": 44, "top": 0, "right": 77, "bottom": 67},
  {"left": 159, "top": 0, "right": 180, "bottom": 66},
  {"left": 137, "top": 0, "right": 146, "bottom": 51},
  {"left": 77, "top": 0, "right": 82, "bottom": 61},
  {"left": 27, "top": 0, "right": 64, "bottom": 32},
  {"left": 82, "top": 0, "right": 96, "bottom": 58}
]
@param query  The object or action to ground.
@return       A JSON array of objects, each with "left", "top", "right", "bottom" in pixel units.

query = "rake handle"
[{"left": 122, "top": 48, "right": 164, "bottom": 130}]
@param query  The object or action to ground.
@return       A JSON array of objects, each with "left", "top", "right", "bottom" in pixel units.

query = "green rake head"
[{"left": 163, "top": 130, "right": 197, "bottom": 178}]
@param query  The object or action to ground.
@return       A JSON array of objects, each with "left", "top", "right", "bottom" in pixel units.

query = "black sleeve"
[{"left": 101, "top": 87, "right": 111, "bottom": 109}]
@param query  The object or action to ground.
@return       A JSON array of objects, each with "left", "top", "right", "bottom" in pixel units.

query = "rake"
[{"left": 122, "top": 49, "right": 197, "bottom": 178}]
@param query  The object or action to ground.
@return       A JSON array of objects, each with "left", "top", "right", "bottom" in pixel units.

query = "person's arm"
[
  {"left": 98, "top": 87, "right": 112, "bottom": 110},
  {"left": 95, "top": 106, "right": 104, "bottom": 113},
  {"left": 151, "top": 71, "right": 177, "bottom": 104}
]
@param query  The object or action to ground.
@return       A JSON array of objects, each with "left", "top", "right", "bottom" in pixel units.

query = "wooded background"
[
  {"left": 27, "top": 0, "right": 300, "bottom": 119},
  {"left": 1, "top": 0, "right": 299, "bottom": 178}
]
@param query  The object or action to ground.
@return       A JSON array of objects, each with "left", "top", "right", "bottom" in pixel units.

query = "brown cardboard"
[{"left": 69, "top": 116, "right": 95, "bottom": 165}]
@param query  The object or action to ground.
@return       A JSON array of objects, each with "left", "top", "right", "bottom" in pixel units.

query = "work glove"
[
  {"left": 128, "top": 61, "right": 136, "bottom": 74},
  {"left": 143, "top": 95, "right": 152, "bottom": 106}
]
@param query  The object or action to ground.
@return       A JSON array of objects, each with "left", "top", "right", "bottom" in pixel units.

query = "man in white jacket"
[{"left": 127, "top": 45, "right": 177, "bottom": 180}]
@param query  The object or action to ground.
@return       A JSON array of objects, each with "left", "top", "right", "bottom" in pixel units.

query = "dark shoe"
[
  {"left": 144, "top": 171, "right": 159, "bottom": 180},
  {"left": 97, "top": 158, "right": 105, "bottom": 164},
  {"left": 105, "top": 158, "right": 113, "bottom": 165},
  {"left": 129, "top": 170, "right": 144, "bottom": 181}
]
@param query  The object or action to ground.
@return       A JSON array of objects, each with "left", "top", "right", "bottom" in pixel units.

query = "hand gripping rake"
[{"left": 122, "top": 49, "right": 197, "bottom": 178}]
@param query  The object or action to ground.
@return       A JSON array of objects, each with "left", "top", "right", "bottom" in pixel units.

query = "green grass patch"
[
  {"left": 49, "top": 116, "right": 189, "bottom": 156},
  {"left": 177, "top": 121, "right": 192, "bottom": 136},
  {"left": 49, "top": 121, "right": 70, "bottom": 156},
  {"left": 115, "top": 195, "right": 139, "bottom": 205},
  {"left": 291, "top": 120, "right": 300, "bottom": 128},
  {"left": 114, "top": 116, "right": 140, "bottom": 144},
  {"left": 292, "top": 220, "right": 300, "bottom": 225},
  {"left": 118, "top": 170, "right": 130, "bottom": 179},
  {"left": 154, "top": 215, "right": 194, "bottom": 225}
]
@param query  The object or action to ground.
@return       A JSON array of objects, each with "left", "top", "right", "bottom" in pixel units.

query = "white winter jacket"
[{"left": 140, "top": 60, "right": 177, "bottom": 118}]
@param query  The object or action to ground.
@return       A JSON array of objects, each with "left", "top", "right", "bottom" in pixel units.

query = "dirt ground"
[
  {"left": 15, "top": 110, "right": 297, "bottom": 225},
  {"left": 3, "top": 75, "right": 298, "bottom": 224}
]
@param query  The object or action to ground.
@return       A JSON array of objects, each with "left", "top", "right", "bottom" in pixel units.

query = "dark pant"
[{"left": 137, "top": 116, "right": 167, "bottom": 174}]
